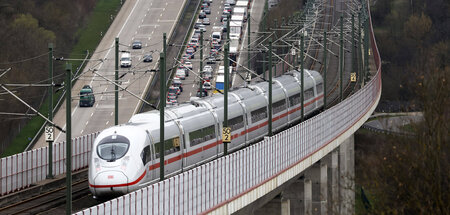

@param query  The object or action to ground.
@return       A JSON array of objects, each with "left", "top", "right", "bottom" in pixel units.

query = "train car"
[{"left": 89, "top": 69, "right": 324, "bottom": 198}]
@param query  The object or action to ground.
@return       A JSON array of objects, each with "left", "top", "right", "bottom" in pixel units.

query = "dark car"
[
  {"left": 201, "top": 3, "right": 209, "bottom": 9},
  {"left": 196, "top": 89, "right": 208, "bottom": 97},
  {"left": 132, "top": 40, "right": 142, "bottom": 49},
  {"left": 79, "top": 85, "right": 95, "bottom": 107},
  {"left": 143, "top": 54, "right": 153, "bottom": 62}
]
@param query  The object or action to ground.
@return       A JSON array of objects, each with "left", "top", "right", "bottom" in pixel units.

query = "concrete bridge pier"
[
  {"left": 237, "top": 136, "right": 355, "bottom": 215},
  {"left": 339, "top": 134, "right": 355, "bottom": 215}
]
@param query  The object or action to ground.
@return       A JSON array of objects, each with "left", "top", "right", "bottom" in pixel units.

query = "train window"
[
  {"left": 96, "top": 135, "right": 130, "bottom": 162},
  {"left": 154, "top": 137, "right": 181, "bottom": 158},
  {"left": 223, "top": 115, "right": 244, "bottom": 131},
  {"left": 140, "top": 146, "right": 151, "bottom": 165},
  {"left": 305, "top": 88, "right": 314, "bottom": 100},
  {"left": 273, "top": 99, "right": 286, "bottom": 114},
  {"left": 189, "top": 125, "right": 216, "bottom": 147},
  {"left": 316, "top": 83, "right": 323, "bottom": 94},
  {"left": 289, "top": 93, "right": 301, "bottom": 107},
  {"left": 251, "top": 107, "right": 267, "bottom": 123}
]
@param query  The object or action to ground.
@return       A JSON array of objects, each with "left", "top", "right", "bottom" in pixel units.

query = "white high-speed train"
[{"left": 89, "top": 70, "right": 324, "bottom": 197}]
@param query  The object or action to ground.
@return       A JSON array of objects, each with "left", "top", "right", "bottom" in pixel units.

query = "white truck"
[
  {"left": 229, "top": 20, "right": 243, "bottom": 40},
  {"left": 233, "top": 7, "right": 247, "bottom": 21},
  {"left": 236, "top": 0, "right": 249, "bottom": 8},
  {"left": 229, "top": 38, "right": 240, "bottom": 66},
  {"left": 120, "top": 52, "right": 132, "bottom": 67}
]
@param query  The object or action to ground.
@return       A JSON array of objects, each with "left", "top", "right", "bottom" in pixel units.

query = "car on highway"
[
  {"left": 186, "top": 47, "right": 195, "bottom": 59},
  {"left": 221, "top": 13, "right": 230, "bottom": 22},
  {"left": 201, "top": 3, "right": 209, "bottom": 9},
  {"left": 176, "top": 69, "right": 186, "bottom": 80},
  {"left": 143, "top": 54, "right": 153, "bottom": 62},
  {"left": 196, "top": 89, "right": 208, "bottom": 97},
  {"left": 211, "top": 41, "right": 222, "bottom": 50},
  {"left": 167, "top": 94, "right": 177, "bottom": 102},
  {"left": 202, "top": 81, "right": 212, "bottom": 90},
  {"left": 132, "top": 40, "right": 142, "bottom": 49},
  {"left": 172, "top": 78, "right": 183, "bottom": 92},
  {"left": 203, "top": 65, "right": 213, "bottom": 73},
  {"left": 198, "top": 24, "right": 206, "bottom": 32},
  {"left": 120, "top": 52, "right": 132, "bottom": 67},
  {"left": 203, "top": 7, "right": 211, "bottom": 14},
  {"left": 206, "top": 55, "right": 217, "bottom": 64},
  {"left": 199, "top": 11, "right": 206, "bottom": 19},
  {"left": 224, "top": 6, "right": 232, "bottom": 13},
  {"left": 221, "top": 23, "right": 227, "bottom": 32},
  {"left": 168, "top": 86, "right": 181, "bottom": 96},
  {"left": 182, "top": 61, "right": 193, "bottom": 71},
  {"left": 79, "top": 85, "right": 95, "bottom": 107},
  {"left": 194, "top": 19, "right": 202, "bottom": 29},
  {"left": 226, "top": 0, "right": 235, "bottom": 6},
  {"left": 203, "top": 17, "right": 210, "bottom": 25}
]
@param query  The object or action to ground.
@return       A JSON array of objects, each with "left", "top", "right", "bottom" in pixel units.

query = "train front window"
[{"left": 97, "top": 135, "right": 130, "bottom": 162}]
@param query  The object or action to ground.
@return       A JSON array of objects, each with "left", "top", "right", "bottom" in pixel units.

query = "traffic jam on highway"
[{"left": 167, "top": 0, "right": 250, "bottom": 105}]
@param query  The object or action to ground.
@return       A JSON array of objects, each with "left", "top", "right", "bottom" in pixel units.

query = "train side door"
[{"left": 144, "top": 130, "right": 154, "bottom": 181}]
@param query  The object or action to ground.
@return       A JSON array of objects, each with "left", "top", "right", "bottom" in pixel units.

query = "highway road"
[
  {"left": 34, "top": 0, "right": 187, "bottom": 148},
  {"left": 175, "top": 0, "right": 266, "bottom": 103}
]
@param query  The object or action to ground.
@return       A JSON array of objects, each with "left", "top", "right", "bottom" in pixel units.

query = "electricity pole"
[
  {"left": 47, "top": 43, "right": 54, "bottom": 179},
  {"left": 65, "top": 63, "right": 72, "bottom": 215},
  {"left": 159, "top": 52, "right": 165, "bottom": 181},
  {"left": 115, "top": 37, "right": 119, "bottom": 125}
]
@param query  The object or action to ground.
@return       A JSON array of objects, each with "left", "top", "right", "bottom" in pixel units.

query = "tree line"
[
  {"left": 355, "top": 0, "right": 449, "bottom": 214},
  {"left": 0, "top": 0, "right": 97, "bottom": 152}
]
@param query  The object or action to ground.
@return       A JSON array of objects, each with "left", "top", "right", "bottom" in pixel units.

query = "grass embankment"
[{"left": 1, "top": 0, "right": 121, "bottom": 157}]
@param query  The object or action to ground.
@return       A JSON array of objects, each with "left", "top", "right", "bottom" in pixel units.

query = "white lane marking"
[
  {"left": 190, "top": 92, "right": 192, "bottom": 96},
  {"left": 86, "top": 121, "right": 89, "bottom": 125},
  {"left": 163, "top": 8, "right": 165, "bottom": 11},
  {"left": 90, "top": 112, "right": 94, "bottom": 117},
  {"left": 151, "top": 30, "right": 154, "bottom": 34},
  {"left": 80, "top": 129, "right": 83, "bottom": 134},
  {"left": 166, "top": 2, "right": 168, "bottom": 5},
  {"left": 72, "top": 106, "right": 78, "bottom": 116},
  {"left": 160, "top": 13, "right": 163, "bottom": 17},
  {"left": 111, "top": 112, "right": 114, "bottom": 116},
  {"left": 96, "top": 103, "right": 99, "bottom": 108},
  {"left": 100, "top": 96, "right": 103, "bottom": 100},
  {"left": 104, "top": 87, "right": 107, "bottom": 92},
  {"left": 106, "top": 121, "right": 109, "bottom": 125}
]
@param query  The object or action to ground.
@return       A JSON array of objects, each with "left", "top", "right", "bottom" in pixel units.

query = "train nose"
[{"left": 91, "top": 171, "right": 129, "bottom": 196}]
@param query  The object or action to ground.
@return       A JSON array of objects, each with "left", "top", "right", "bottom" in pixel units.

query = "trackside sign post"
[
  {"left": 222, "top": 127, "right": 231, "bottom": 143},
  {"left": 45, "top": 126, "right": 54, "bottom": 142}
]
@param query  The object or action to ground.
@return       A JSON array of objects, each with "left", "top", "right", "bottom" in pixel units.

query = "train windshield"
[{"left": 97, "top": 135, "right": 130, "bottom": 162}]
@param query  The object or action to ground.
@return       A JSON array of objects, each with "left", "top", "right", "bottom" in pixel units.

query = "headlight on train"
[
  {"left": 121, "top": 155, "right": 130, "bottom": 171},
  {"left": 94, "top": 158, "right": 101, "bottom": 172}
]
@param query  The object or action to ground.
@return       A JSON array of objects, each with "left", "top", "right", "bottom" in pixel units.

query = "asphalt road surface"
[{"left": 34, "top": 0, "right": 187, "bottom": 149}]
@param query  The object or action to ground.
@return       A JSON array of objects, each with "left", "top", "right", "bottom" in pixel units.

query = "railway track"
[{"left": 0, "top": 179, "right": 94, "bottom": 215}]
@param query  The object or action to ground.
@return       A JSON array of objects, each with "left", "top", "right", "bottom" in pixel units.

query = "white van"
[
  {"left": 120, "top": 52, "right": 132, "bottom": 67},
  {"left": 212, "top": 32, "right": 222, "bottom": 43}
]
